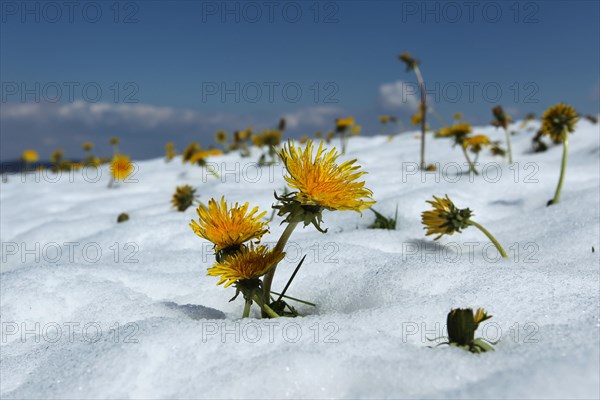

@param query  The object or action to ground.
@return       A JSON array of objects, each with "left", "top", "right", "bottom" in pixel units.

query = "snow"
[{"left": 1, "top": 120, "right": 599, "bottom": 399}]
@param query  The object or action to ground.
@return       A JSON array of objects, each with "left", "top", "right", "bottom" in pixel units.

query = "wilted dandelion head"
[
  {"left": 277, "top": 140, "right": 375, "bottom": 213},
  {"left": 215, "top": 130, "right": 228, "bottom": 144},
  {"left": 421, "top": 195, "right": 472, "bottom": 240},
  {"left": 207, "top": 244, "right": 285, "bottom": 288},
  {"left": 110, "top": 154, "right": 133, "bottom": 181},
  {"left": 82, "top": 142, "right": 94, "bottom": 152},
  {"left": 541, "top": 103, "right": 579, "bottom": 143},
  {"left": 21, "top": 149, "right": 38, "bottom": 163},
  {"left": 171, "top": 185, "right": 196, "bottom": 212},
  {"left": 463, "top": 134, "right": 490, "bottom": 153},
  {"left": 190, "top": 197, "right": 268, "bottom": 253},
  {"left": 491, "top": 106, "right": 511, "bottom": 129},
  {"left": 398, "top": 52, "right": 419, "bottom": 71}
]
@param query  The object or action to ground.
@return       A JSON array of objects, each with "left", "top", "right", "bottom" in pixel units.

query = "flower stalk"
[
  {"left": 550, "top": 129, "right": 569, "bottom": 205},
  {"left": 262, "top": 221, "right": 299, "bottom": 307},
  {"left": 468, "top": 220, "right": 507, "bottom": 258}
]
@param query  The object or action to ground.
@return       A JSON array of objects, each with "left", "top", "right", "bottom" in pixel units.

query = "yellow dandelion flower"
[
  {"left": 110, "top": 154, "right": 133, "bottom": 181},
  {"left": 171, "top": 185, "right": 196, "bottom": 212},
  {"left": 379, "top": 115, "right": 391, "bottom": 124},
  {"left": 277, "top": 140, "right": 375, "bottom": 212},
  {"left": 21, "top": 149, "right": 38, "bottom": 163},
  {"left": 165, "top": 142, "right": 176, "bottom": 161},
  {"left": 421, "top": 195, "right": 472, "bottom": 240},
  {"left": 182, "top": 142, "right": 200, "bottom": 163},
  {"left": 473, "top": 308, "right": 492, "bottom": 326},
  {"left": 410, "top": 112, "right": 423, "bottom": 126},
  {"left": 261, "top": 129, "right": 283, "bottom": 147},
  {"left": 215, "top": 130, "right": 228, "bottom": 144},
  {"left": 541, "top": 103, "right": 579, "bottom": 143},
  {"left": 208, "top": 148, "right": 223, "bottom": 156},
  {"left": 463, "top": 134, "right": 490, "bottom": 153},
  {"left": 207, "top": 244, "right": 285, "bottom": 288},
  {"left": 336, "top": 116, "right": 355, "bottom": 130},
  {"left": 351, "top": 124, "right": 362, "bottom": 136},
  {"left": 82, "top": 142, "right": 94, "bottom": 152},
  {"left": 190, "top": 197, "right": 268, "bottom": 252}
]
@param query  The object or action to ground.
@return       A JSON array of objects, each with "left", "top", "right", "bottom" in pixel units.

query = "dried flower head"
[
  {"left": 190, "top": 197, "right": 268, "bottom": 253},
  {"left": 21, "top": 149, "right": 38, "bottom": 163},
  {"left": 463, "top": 134, "right": 490, "bottom": 153},
  {"left": 541, "top": 103, "right": 579, "bottom": 143},
  {"left": 421, "top": 195, "right": 472, "bottom": 240},
  {"left": 215, "top": 130, "right": 228, "bottom": 144},
  {"left": 492, "top": 106, "right": 510, "bottom": 130},
  {"left": 110, "top": 154, "right": 133, "bottom": 181},
  {"left": 207, "top": 244, "right": 285, "bottom": 288},
  {"left": 398, "top": 52, "right": 420, "bottom": 71},
  {"left": 171, "top": 185, "right": 197, "bottom": 212}
]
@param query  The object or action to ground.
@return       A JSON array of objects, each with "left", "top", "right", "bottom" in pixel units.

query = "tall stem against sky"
[{"left": 413, "top": 66, "right": 427, "bottom": 170}]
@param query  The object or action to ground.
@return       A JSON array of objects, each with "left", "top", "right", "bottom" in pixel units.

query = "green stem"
[
  {"left": 468, "top": 220, "right": 507, "bottom": 258},
  {"left": 271, "top": 291, "right": 316, "bottom": 307},
  {"left": 414, "top": 66, "right": 427, "bottom": 170},
  {"left": 461, "top": 145, "right": 479, "bottom": 175},
  {"left": 551, "top": 133, "right": 569, "bottom": 205},
  {"left": 262, "top": 221, "right": 299, "bottom": 303},
  {"left": 504, "top": 127, "right": 513, "bottom": 164},
  {"left": 206, "top": 165, "right": 221, "bottom": 178},
  {"left": 252, "top": 293, "right": 280, "bottom": 318},
  {"left": 242, "top": 298, "right": 252, "bottom": 318}
]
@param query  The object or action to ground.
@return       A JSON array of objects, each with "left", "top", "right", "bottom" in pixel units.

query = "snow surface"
[{"left": 1, "top": 120, "right": 599, "bottom": 399}]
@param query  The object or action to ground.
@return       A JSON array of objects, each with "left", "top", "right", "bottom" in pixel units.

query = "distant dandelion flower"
[
  {"left": 190, "top": 197, "right": 268, "bottom": 253},
  {"left": 453, "top": 112, "right": 463, "bottom": 121},
  {"left": 299, "top": 135, "right": 309, "bottom": 144},
  {"left": 436, "top": 123, "right": 472, "bottom": 144},
  {"left": 261, "top": 129, "right": 283, "bottom": 147},
  {"left": 541, "top": 103, "right": 579, "bottom": 143},
  {"left": 252, "top": 133, "right": 264, "bottom": 147},
  {"left": 110, "top": 154, "right": 133, "bottom": 181},
  {"left": 182, "top": 142, "right": 200, "bottom": 163},
  {"left": 398, "top": 52, "right": 419, "bottom": 71},
  {"left": 215, "top": 130, "right": 228, "bottom": 144},
  {"left": 541, "top": 103, "right": 579, "bottom": 206},
  {"left": 335, "top": 116, "right": 355, "bottom": 131},
  {"left": 492, "top": 106, "right": 513, "bottom": 163},
  {"left": 82, "top": 142, "right": 94, "bottom": 152},
  {"left": 165, "top": 142, "right": 176, "bottom": 162},
  {"left": 171, "top": 185, "right": 197, "bottom": 212},
  {"left": 51, "top": 149, "right": 64, "bottom": 163},
  {"left": 207, "top": 244, "right": 285, "bottom": 288},
  {"left": 109, "top": 137, "right": 120, "bottom": 146},
  {"left": 463, "top": 134, "right": 490, "bottom": 153},
  {"left": 410, "top": 112, "right": 423, "bottom": 126},
  {"left": 21, "top": 149, "right": 38, "bottom": 163}
]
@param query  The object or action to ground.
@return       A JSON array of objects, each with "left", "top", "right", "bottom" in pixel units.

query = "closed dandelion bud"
[
  {"left": 171, "top": 185, "right": 196, "bottom": 212},
  {"left": 278, "top": 117, "right": 287, "bottom": 131},
  {"left": 117, "top": 213, "right": 129, "bottom": 223},
  {"left": 215, "top": 130, "right": 228, "bottom": 144},
  {"left": 447, "top": 308, "right": 477, "bottom": 347}
]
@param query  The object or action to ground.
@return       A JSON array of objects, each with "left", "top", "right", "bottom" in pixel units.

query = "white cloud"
[
  {"left": 283, "top": 106, "right": 344, "bottom": 130},
  {"left": 378, "top": 80, "right": 420, "bottom": 112}
]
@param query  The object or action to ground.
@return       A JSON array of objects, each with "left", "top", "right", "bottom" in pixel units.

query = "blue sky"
[{"left": 1, "top": 0, "right": 599, "bottom": 160}]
